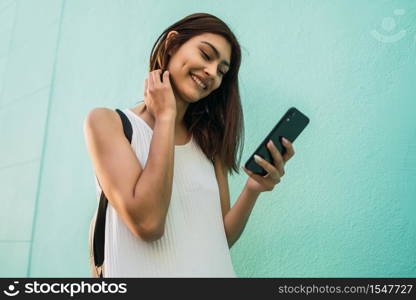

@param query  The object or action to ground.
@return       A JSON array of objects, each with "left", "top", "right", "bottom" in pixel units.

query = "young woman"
[{"left": 84, "top": 13, "right": 295, "bottom": 277}]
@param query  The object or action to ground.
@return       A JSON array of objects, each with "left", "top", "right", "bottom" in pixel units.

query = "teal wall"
[{"left": 0, "top": 0, "right": 415, "bottom": 277}]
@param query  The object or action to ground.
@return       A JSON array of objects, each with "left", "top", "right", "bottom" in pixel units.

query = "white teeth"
[{"left": 191, "top": 74, "right": 207, "bottom": 89}]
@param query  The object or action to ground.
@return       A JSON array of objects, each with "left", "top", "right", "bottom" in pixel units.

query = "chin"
[
  {"left": 187, "top": 95, "right": 203, "bottom": 103},
  {"left": 184, "top": 88, "right": 207, "bottom": 103}
]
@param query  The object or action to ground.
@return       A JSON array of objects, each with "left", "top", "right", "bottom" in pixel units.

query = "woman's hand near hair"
[{"left": 144, "top": 69, "right": 177, "bottom": 120}]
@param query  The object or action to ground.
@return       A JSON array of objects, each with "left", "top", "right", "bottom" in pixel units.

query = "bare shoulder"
[
  {"left": 84, "top": 107, "right": 121, "bottom": 131},
  {"left": 83, "top": 107, "right": 131, "bottom": 164}
]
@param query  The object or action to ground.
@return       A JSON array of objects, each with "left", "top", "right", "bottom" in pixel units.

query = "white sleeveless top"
[{"left": 93, "top": 108, "right": 236, "bottom": 277}]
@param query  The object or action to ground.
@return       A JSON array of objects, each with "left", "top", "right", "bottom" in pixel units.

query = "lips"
[{"left": 190, "top": 73, "right": 209, "bottom": 90}]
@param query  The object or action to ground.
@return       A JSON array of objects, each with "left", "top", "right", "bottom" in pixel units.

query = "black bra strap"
[
  {"left": 93, "top": 109, "right": 133, "bottom": 277},
  {"left": 115, "top": 109, "right": 133, "bottom": 143}
]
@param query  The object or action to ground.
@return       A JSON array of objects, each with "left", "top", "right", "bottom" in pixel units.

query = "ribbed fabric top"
[{"left": 93, "top": 108, "right": 236, "bottom": 277}]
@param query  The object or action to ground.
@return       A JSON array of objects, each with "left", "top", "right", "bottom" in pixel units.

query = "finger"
[
  {"left": 148, "top": 72, "right": 154, "bottom": 90},
  {"left": 243, "top": 167, "right": 275, "bottom": 190},
  {"left": 152, "top": 69, "right": 162, "bottom": 85},
  {"left": 163, "top": 70, "right": 170, "bottom": 86},
  {"left": 241, "top": 166, "right": 254, "bottom": 176},
  {"left": 150, "top": 70, "right": 158, "bottom": 87},
  {"left": 281, "top": 137, "right": 295, "bottom": 162},
  {"left": 266, "top": 140, "right": 285, "bottom": 176},
  {"left": 264, "top": 167, "right": 281, "bottom": 182},
  {"left": 253, "top": 154, "right": 277, "bottom": 177},
  {"left": 242, "top": 166, "right": 268, "bottom": 184}
]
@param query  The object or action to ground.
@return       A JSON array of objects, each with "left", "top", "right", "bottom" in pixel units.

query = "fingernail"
[
  {"left": 282, "top": 137, "right": 288, "bottom": 144},
  {"left": 254, "top": 154, "right": 261, "bottom": 161},
  {"left": 269, "top": 139, "right": 275, "bottom": 146}
]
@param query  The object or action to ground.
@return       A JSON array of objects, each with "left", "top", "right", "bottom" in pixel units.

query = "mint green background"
[{"left": 0, "top": 0, "right": 415, "bottom": 277}]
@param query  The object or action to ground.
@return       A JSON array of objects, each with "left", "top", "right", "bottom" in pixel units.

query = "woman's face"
[{"left": 166, "top": 32, "right": 231, "bottom": 103}]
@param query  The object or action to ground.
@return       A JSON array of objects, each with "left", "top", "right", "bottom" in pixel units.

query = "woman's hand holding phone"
[
  {"left": 242, "top": 137, "right": 295, "bottom": 193},
  {"left": 242, "top": 107, "right": 309, "bottom": 193},
  {"left": 144, "top": 69, "right": 177, "bottom": 120}
]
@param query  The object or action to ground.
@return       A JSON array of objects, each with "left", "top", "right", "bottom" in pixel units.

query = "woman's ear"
[{"left": 165, "top": 31, "right": 179, "bottom": 55}]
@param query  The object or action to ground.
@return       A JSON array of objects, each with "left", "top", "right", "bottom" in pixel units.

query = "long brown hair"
[{"left": 140, "top": 13, "right": 244, "bottom": 175}]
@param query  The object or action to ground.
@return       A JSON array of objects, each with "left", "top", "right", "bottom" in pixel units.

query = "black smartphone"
[{"left": 244, "top": 107, "right": 310, "bottom": 176}]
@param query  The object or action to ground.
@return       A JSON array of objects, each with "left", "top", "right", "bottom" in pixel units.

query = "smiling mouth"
[{"left": 190, "top": 73, "right": 207, "bottom": 90}]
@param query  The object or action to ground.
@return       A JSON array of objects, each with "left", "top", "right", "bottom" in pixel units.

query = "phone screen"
[{"left": 244, "top": 107, "right": 309, "bottom": 176}]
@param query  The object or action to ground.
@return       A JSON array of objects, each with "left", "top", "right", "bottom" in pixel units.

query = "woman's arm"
[
  {"left": 215, "top": 138, "right": 296, "bottom": 248},
  {"left": 131, "top": 114, "right": 176, "bottom": 239},
  {"left": 223, "top": 183, "right": 261, "bottom": 248},
  {"left": 84, "top": 108, "right": 176, "bottom": 242},
  {"left": 214, "top": 155, "right": 260, "bottom": 248}
]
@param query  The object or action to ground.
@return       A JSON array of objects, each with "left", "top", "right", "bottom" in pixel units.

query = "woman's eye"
[
  {"left": 201, "top": 50, "right": 226, "bottom": 76},
  {"left": 201, "top": 51, "right": 210, "bottom": 60}
]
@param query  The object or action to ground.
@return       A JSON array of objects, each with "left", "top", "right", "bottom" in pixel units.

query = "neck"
[
  {"left": 174, "top": 96, "right": 189, "bottom": 130},
  {"left": 135, "top": 94, "right": 189, "bottom": 133}
]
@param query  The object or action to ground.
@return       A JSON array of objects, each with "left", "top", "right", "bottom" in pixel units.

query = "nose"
[
  {"left": 202, "top": 69, "right": 216, "bottom": 89},
  {"left": 204, "top": 63, "right": 218, "bottom": 79}
]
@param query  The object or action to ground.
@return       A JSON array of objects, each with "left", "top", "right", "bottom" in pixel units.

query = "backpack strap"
[{"left": 93, "top": 108, "right": 133, "bottom": 278}]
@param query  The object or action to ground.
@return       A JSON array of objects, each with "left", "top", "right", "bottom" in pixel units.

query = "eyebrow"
[{"left": 200, "top": 41, "right": 230, "bottom": 68}]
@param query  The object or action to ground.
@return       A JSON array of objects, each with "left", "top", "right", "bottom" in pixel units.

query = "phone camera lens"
[{"left": 286, "top": 117, "right": 290, "bottom": 122}]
